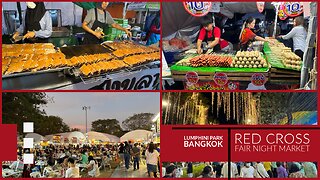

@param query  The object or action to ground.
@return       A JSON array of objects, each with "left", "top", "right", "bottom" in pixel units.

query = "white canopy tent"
[
  {"left": 103, "top": 133, "right": 120, "bottom": 143},
  {"left": 87, "top": 131, "right": 110, "bottom": 142},
  {"left": 25, "top": 133, "right": 44, "bottom": 144},
  {"left": 120, "top": 129, "right": 153, "bottom": 142},
  {"left": 44, "top": 131, "right": 86, "bottom": 144}
]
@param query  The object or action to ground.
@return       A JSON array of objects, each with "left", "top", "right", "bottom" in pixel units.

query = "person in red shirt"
[
  {"left": 239, "top": 17, "right": 273, "bottom": 50},
  {"left": 197, "top": 15, "right": 231, "bottom": 54}
]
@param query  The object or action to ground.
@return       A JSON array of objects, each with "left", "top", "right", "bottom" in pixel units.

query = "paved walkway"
[{"left": 111, "top": 161, "right": 149, "bottom": 178}]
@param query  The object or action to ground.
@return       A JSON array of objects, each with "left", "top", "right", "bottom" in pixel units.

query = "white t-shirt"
[
  {"left": 88, "top": 160, "right": 100, "bottom": 177},
  {"left": 254, "top": 163, "right": 270, "bottom": 178},
  {"left": 65, "top": 167, "right": 80, "bottom": 178},
  {"left": 240, "top": 166, "right": 255, "bottom": 178},
  {"left": 145, "top": 150, "right": 159, "bottom": 165},
  {"left": 282, "top": 25, "right": 307, "bottom": 52},
  {"left": 221, "top": 162, "right": 238, "bottom": 178}
]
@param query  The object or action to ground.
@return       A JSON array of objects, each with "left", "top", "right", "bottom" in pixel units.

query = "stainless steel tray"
[{"left": 2, "top": 67, "right": 70, "bottom": 79}]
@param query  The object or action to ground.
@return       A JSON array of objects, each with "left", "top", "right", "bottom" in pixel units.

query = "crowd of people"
[
  {"left": 163, "top": 162, "right": 317, "bottom": 178},
  {"left": 2, "top": 141, "right": 160, "bottom": 178},
  {"left": 117, "top": 141, "right": 160, "bottom": 178}
]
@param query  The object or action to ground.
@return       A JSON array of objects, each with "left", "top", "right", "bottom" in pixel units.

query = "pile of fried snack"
[
  {"left": 266, "top": 38, "right": 302, "bottom": 70},
  {"left": 2, "top": 42, "right": 160, "bottom": 76}
]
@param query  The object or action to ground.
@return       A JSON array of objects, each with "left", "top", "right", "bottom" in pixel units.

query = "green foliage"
[
  {"left": 91, "top": 119, "right": 125, "bottom": 137},
  {"left": 122, "top": 113, "right": 155, "bottom": 131}
]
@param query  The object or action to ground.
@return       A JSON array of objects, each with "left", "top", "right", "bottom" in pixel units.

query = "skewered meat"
[{"left": 189, "top": 54, "right": 233, "bottom": 67}]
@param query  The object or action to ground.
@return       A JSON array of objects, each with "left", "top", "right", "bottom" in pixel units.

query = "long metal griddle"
[{"left": 2, "top": 43, "right": 160, "bottom": 90}]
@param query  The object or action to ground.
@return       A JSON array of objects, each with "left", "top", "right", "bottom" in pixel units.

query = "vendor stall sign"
[
  {"left": 58, "top": 68, "right": 160, "bottom": 90},
  {"left": 256, "top": 2, "right": 265, "bottom": 13},
  {"left": 251, "top": 73, "right": 267, "bottom": 86},
  {"left": 53, "top": 135, "right": 61, "bottom": 143},
  {"left": 213, "top": 73, "right": 228, "bottom": 86},
  {"left": 278, "top": 5, "right": 288, "bottom": 20},
  {"left": 183, "top": 2, "right": 212, "bottom": 17},
  {"left": 282, "top": 2, "right": 303, "bottom": 17},
  {"left": 185, "top": 71, "right": 200, "bottom": 86}
]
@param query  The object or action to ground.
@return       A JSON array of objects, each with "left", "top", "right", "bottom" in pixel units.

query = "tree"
[
  {"left": 70, "top": 128, "right": 81, "bottom": 132},
  {"left": 2, "top": 92, "right": 49, "bottom": 134},
  {"left": 91, "top": 119, "right": 124, "bottom": 137},
  {"left": 36, "top": 116, "right": 70, "bottom": 136},
  {"left": 2, "top": 93, "right": 71, "bottom": 135},
  {"left": 122, "top": 113, "right": 155, "bottom": 131}
]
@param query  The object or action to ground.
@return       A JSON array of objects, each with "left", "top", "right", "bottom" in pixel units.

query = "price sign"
[
  {"left": 185, "top": 71, "right": 199, "bottom": 86},
  {"left": 183, "top": 2, "right": 212, "bottom": 17},
  {"left": 213, "top": 73, "right": 228, "bottom": 86},
  {"left": 251, "top": 73, "right": 267, "bottom": 86},
  {"left": 282, "top": 2, "right": 304, "bottom": 17}
]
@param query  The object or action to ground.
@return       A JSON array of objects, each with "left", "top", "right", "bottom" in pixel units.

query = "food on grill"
[
  {"left": 189, "top": 54, "right": 233, "bottom": 67},
  {"left": 79, "top": 60, "right": 128, "bottom": 76},
  {"left": 2, "top": 42, "right": 159, "bottom": 77},
  {"left": 123, "top": 52, "right": 160, "bottom": 66}
]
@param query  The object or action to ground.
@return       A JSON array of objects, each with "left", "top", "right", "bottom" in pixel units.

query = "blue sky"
[{"left": 42, "top": 92, "right": 160, "bottom": 131}]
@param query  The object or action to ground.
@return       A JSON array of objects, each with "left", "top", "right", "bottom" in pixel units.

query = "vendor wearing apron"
[
  {"left": 197, "top": 15, "right": 230, "bottom": 54},
  {"left": 82, "top": 2, "right": 132, "bottom": 45},
  {"left": 239, "top": 17, "right": 272, "bottom": 51},
  {"left": 12, "top": 2, "right": 52, "bottom": 43}
]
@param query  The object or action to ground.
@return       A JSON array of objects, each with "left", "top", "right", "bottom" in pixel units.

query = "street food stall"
[
  {"left": 2, "top": 2, "right": 160, "bottom": 90},
  {"left": 162, "top": 2, "right": 317, "bottom": 90}
]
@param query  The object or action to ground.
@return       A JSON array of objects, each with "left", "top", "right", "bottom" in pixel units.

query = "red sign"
[
  {"left": 183, "top": 2, "right": 212, "bottom": 17},
  {"left": 256, "top": 2, "right": 265, "bottom": 13},
  {"left": 231, "top": 129, "right": 319, "bottom": 161},
  {"left": 185, "top": 71, "right": 199, "bottom": 85},
  {"left": 282, "top": 2, "right": 304, "bottom": 17},
  {"left": 213, "top": 73, "right": 228, "bottom": 86},
  {"left": 278, "top": 4, "right": 288, "bottom": 20},
  {"left": 251, "top": 73, "right": 267, "bottom": 86},
  {"left": 161, "top": 126, "right": 228, "bottom": 162}
]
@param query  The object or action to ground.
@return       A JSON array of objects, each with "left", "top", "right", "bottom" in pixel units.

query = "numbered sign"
[
  {"left": 183, "top": 2, "right": 212, "bottom": 17},
  {"left": 256, "top": 2, "right": 265, "bottom": 13},
  {"left": 213, "top": 73, "right": 228, "bottom": 86},
  {"left": 251, "top": 73, "right": 267, "bottom": 86},
  {"left": 282, "top": 2, "right": 304, "bottom": 17}
]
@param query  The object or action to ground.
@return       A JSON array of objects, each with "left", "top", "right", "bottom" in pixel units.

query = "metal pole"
[
  {"left": 83, "top": 106, "right": 90, "bottom": 143},
  {"left": 85, "top": 108, "right": 87, "bottom": 135},
  {"left": 273, "top": 4, "right": 279, "bottom": 37}
]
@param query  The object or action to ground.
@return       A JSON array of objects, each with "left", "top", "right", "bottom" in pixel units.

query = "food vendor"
[
  {"left": 197, "top": 15, "right": 231, "bottom": 54},
  {"left": 239, "top": 17, "right": 273, "bottom": 51},
  {"left": 12, "top": 2, "right": 52, "bottom": 43},
  {"left": 146, "top": 11, "right": 160, "bottom": 46},
  {"left": 82, "top": 2, "right": 132, "bottom": 45},
  {"left": 278, "top": 16, "right": 307, "bottom": 60}
]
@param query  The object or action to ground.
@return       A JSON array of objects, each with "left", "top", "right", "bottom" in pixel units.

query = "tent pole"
[{"left": 272, "top": 4, "right": 279, "bottom": 37}]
